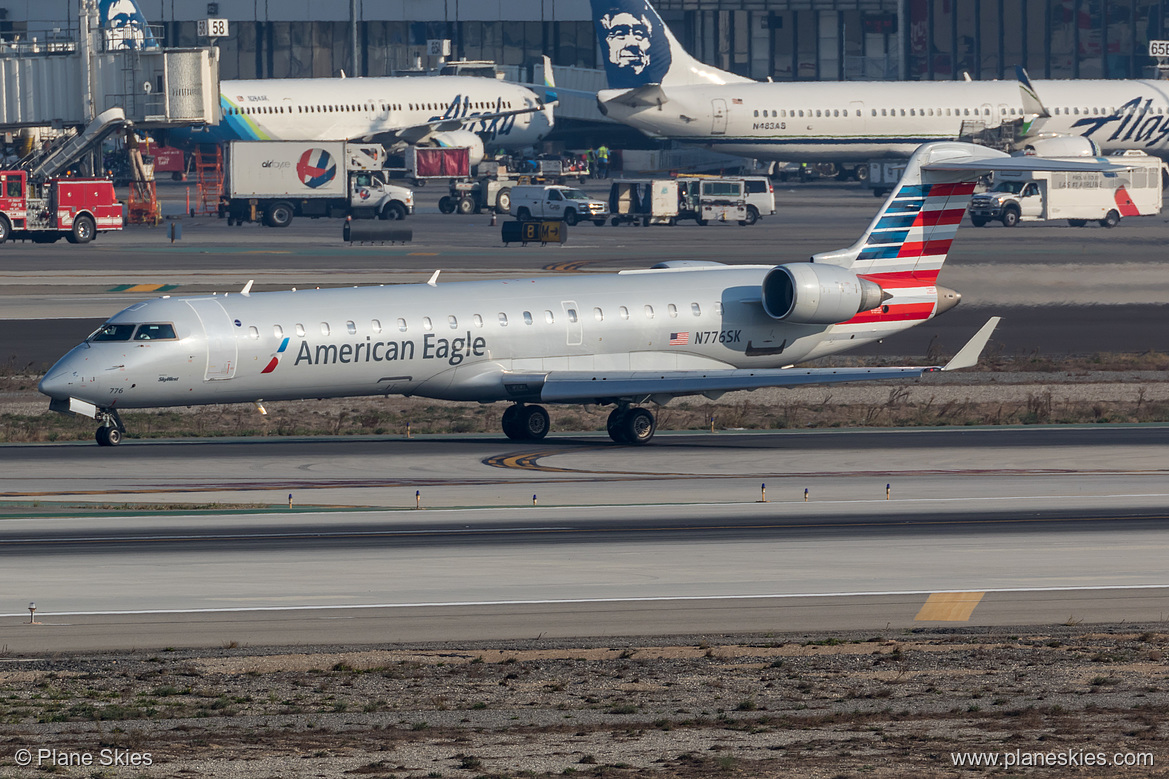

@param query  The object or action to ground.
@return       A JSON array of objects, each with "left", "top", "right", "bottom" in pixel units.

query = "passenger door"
[
  {"left": 711, "top": 99, "right": 728, "bottom": 135},
  {"left": 185, "top": 299, "right": 238, "bottom": 381}
]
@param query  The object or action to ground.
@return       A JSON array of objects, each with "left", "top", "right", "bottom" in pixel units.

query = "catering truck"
[
  {"left": 968, "top": 152, "right": 1164, "bottom": 228},
  {"left": 222, "top": 141, "right": 414, "bottom": 227},
  {"left": 0, "top": 169, "right": 122, "bottom": 244}
]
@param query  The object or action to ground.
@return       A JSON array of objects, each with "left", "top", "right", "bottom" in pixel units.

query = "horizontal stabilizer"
[
  {"left": 598, "top": 85, "right": 668, "bottom": 108},
  {"left": 922, "top": 156, "right": 1128, "bottom": 174}
]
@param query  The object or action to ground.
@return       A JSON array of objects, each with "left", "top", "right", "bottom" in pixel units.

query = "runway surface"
[{"left": 3, "top": 426, "right": 1169, "bottom": 651}]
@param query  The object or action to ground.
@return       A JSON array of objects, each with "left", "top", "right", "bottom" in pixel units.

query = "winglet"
[
  {"left": 240, "top": 279, "right": 254, "bottom": 297},
  {"left": 1016, "top": 66, "right": 1050, "bottom": 118},
  {"left": 541, "top": 55, "right": 559, "bottom": 105},
  {"left": 942, "top": 317, "right": 1001, "bottom": 371},
  {"left": 427, "top": 270, "right": 441, "bottom": 287}
]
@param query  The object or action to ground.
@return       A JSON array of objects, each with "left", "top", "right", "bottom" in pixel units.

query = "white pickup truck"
[{"left": 509, "top": 185, "right": 609, "bottom": 226}]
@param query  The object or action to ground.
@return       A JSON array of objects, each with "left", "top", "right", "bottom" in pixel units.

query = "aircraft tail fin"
[
  {"left": 98, "top": 0, "right": 160, "bottom": 50},
  {"left": 813, "top": 142, "right": 1126, "bottom": 279},
  {"left": 589, "top": 0, "right": 751, "bottom": 89}
]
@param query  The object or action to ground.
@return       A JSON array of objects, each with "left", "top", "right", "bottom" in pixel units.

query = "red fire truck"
[{"left": 0, "top": 169, "right": 123, "bottom": 244}]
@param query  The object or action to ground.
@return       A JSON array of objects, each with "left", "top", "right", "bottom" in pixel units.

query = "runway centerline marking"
[{"left": 915, "top": 592, "right": 985, "bottom": 621}]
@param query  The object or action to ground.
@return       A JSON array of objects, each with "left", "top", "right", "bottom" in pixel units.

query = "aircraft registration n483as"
[{"left": 39, "top": 143, "right": 1122, "bottom": 447}]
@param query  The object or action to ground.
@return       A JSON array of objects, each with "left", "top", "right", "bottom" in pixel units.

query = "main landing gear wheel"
[
  {"left": 95, "top": 426, "right": 122, "bottom": 446},
  {"left": 501, "top": 404, "right": 550, "bottom": 441},
  {"left": 607, "top": 407, "right": 656, "bottom": 445}
]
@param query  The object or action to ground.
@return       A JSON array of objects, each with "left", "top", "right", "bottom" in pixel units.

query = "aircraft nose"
[{"left": 38, "top": 366, "right": 74, "bottom": 400}]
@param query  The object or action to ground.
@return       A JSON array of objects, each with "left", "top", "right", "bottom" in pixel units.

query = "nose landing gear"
[{"left": 95, "top": 409, "right": 127, "bottom": 447}]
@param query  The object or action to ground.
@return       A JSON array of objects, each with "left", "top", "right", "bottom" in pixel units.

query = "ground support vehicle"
[
  {"left": 221, "top": 141, "right": 414, "bottom": 227},
  {"left": 0, "top": 169, "right": 122, "bottom": 245},
  {"left": 509, "top": 184, "right": 608, "bottom": 225},
  {"left": 438, "top": 157, "right": 589, "bottom": 216},
  {"left": 609, "top": 176, "right": 770, "bottom": 227},
  {"left": 969, "top": 152, "right": 1163, "bottom": 228}
]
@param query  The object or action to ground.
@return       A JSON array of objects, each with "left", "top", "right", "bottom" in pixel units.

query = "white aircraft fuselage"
[
  {"left": 174, "top": 75, "right": 554, "bottom": 151},
  {"left": 600, "top": 79, "right": 1169, "bottom": 161}
]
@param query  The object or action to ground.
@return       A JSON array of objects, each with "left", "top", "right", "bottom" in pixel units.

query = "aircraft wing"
[
  {"left": 515, "top": 318, "right": 1000, "bottom": 404},
  {"left": 598, "top": 84, "right": 669, "bottom": 108}
]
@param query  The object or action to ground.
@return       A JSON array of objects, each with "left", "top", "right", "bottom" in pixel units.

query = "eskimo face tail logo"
[
  {"left": 262, "top": 337, "right": 290, "bottom": 374},
  {"left": 296, "top": 149, "right": 337, "bottom": 189},
  {"left": 99, "top": 0, "right": 157, "bottom": 50},
  {"left": 592, "top": 0, "right": 672, "bottom": 89}
]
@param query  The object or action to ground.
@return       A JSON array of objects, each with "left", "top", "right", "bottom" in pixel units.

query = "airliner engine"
[
  {"left": 430, "top": 131, "right": 485, "bottom": 166},
  {"left": 1018, "top": 135, "right": 1101, "bottom": 158},
  {"left": 761, "top": 263, "right": 886, "bottom": 325}
]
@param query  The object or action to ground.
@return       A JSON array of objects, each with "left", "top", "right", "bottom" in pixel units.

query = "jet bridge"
[{"left": 0, "top": 3, "right": 218, "bottom": 131}]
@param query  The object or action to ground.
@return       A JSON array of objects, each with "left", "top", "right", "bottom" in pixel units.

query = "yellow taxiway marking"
[
  {"left": 915, "top": 592, "right": 985, "bottom": 622},
  {"left": 123, "top": 284, "right": 166, "bottom": 292}
]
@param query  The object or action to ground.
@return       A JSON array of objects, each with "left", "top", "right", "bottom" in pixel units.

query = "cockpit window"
[
  {"left": 133, "top": 323, "right": 177, "bottom": 341},
  {"left": 91, "top": 324, "right": 136, "bottom": 342}
]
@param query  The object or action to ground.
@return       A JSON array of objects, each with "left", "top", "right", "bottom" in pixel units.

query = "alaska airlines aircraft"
[
  {"left": 40, "top": 143, "right": 1122, "bottom": 447},
  {"left": 176, "top": 76, "right": 555, "bottom": 165},
  {"left": 105, "top": 0, "right": 554, "bottom": 162},
  {"left": 590, "top": 0, "right": 1169, "bottom": 163}
]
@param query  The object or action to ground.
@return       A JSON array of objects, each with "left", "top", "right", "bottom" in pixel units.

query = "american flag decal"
[
  {"left": 731, "top": 98, "right": 743, "bottom": 104},
  {"left": 669, "top": 332, "right": 689, "bottom": 345}
]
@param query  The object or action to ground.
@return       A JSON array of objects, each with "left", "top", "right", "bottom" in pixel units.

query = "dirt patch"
[{"left": 3, "top": 627, "right": 1168, "bottom": 777}]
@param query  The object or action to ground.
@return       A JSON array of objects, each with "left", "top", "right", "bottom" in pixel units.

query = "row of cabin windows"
[
  {"left": 752, "top": 105, "right": 1168, "bottom": 120},
  {"left": 224, "top": 100, "right": 511, "bottom": 117},
  {"left": 254, "top": 302, "right": 720, "bottom": 340}
]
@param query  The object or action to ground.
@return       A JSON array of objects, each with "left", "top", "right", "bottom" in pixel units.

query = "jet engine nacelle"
[
  {"left": 761, "top": 263, "right": 886, "bottom": 325},
  {"left": 429, "top": 131, "right": 485, "bottom": 166},
  {"left": 1019, "top": 135, "right": 1101, "bottom": 158}
]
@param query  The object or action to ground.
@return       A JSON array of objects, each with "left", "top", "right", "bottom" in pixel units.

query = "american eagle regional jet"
[
  {"left": 39, "top": 143, "right": 1119, "bottom": 447},
  {"left": 591, "top": 0, "right": 1169, "bottom": 162}
]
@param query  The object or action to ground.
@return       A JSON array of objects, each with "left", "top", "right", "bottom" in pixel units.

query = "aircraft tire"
[
  {"left": 1100, "top": 209, "right": 1120, "bottom": 228},
  {"left": 520, "top": 405, "right": 550, "bottom": 440},
  {"left": 495, "top": 188, "right": 512, "bottom": 214},
  {"left": 0, "top": 215, "right": 9, "bottom": 244},
  {"left": 438, "top": 196, "right": 456, "bottom": 214},
  {"left": 67, "top": 214, "right": 95, "bottom": 244},
  {"left": 501, "top": 404, "right": 527, "bottom": 441},
  {"left": 620, "top": 408, "right": 656, "bottom": 445},
  {"left": 456, "top": 196, "right": 476, "bottom": 215},
  {"left": 95, "top": 426, "right": 122, "bottom": 447},
  {"left": 563, "top": 210, "right": 579, "bottom": 226},
  {"left": 607, "top": 409, "right": 630, "bottom": 443}
]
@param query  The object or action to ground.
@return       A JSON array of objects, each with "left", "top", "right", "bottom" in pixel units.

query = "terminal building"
[{"left": 1, "top": 1, "right": 1165, "bottom": 84}]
